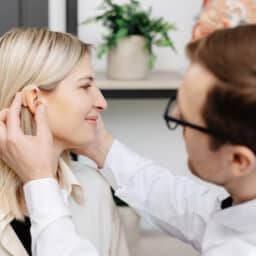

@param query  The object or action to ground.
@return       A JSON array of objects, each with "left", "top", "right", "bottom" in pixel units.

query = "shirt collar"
[
  {"left": 58, "top": 158, "right": 84, "bottom": 204},
  {"left": 220, "top": 196, "right": 233, "bottom": 209},
  {"left": 215, "top": 198, "right": 256, "bottom": 233}
]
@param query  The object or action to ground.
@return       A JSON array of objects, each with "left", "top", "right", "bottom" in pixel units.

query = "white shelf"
[{"left": 96, "top": 71, "right": 181, "bottom": 90}]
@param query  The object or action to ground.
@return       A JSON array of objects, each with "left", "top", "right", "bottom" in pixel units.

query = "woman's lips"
[{"left": 85, "top": 116, "right": 98, "bottom": 124}]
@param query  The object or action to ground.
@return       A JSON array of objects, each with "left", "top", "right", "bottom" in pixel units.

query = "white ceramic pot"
[{"left": 107, "top": 35, "right": 149, "bottom": 80}]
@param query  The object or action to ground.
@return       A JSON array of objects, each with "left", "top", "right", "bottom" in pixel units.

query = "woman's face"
[{"left": 40, "top": 54, "right": 107, "bottom": 150}]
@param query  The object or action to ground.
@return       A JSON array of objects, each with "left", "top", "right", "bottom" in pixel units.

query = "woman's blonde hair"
[{"left": 0, "top": 27, "right": 91, "bottom": 220}]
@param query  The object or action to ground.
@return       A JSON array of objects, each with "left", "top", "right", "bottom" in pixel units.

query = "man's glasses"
[{"left": 163, "top": 96, "right": 228, "bottom": 141}]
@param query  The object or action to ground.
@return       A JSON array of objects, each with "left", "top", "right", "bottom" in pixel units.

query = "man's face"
[{"left": 176, "top": 63, "right": 232, "bottom": 185}]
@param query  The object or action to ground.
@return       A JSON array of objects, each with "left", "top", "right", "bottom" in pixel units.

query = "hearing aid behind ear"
[{"left": 21, "top": 84, "right": 39, "bottom": 107}]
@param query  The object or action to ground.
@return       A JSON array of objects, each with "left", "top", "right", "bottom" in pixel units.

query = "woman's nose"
[{"left": 94, "top": 87, "right": 108, "bottom": 111}]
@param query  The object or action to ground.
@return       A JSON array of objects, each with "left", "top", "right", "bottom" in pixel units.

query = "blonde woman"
[{"left": 0, "top": 28, "right": 129, "bottom": 256}]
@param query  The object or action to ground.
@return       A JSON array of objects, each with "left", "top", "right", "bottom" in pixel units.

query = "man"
[{"left": 1, "top": 25, "right": 256, "bottom": 255}]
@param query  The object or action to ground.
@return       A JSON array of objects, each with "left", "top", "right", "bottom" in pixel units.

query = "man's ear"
[
  {"left": 230, "top": 145, "right": 256, "bottom": 177},
  {"left": 22, "top": 85, "right": 42, "bottom": 114}
]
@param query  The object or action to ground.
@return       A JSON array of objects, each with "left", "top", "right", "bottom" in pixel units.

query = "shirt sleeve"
[
  {"left": 100, "top": 140, "right": 223, "bottom": 251},
  {"left": 23, "top": 178, "right": 99, "bottom": 256}
]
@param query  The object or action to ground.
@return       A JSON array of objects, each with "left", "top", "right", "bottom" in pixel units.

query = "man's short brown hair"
[{"left": 186, "top": 25, "right": 256, "bottom": 153}]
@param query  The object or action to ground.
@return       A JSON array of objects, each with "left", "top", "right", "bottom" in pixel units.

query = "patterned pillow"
[{"left": 192, "top": 0, "right": 256, "bottom": 40}]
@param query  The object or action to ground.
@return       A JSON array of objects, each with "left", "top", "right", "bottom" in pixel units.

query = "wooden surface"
[{"left": 96, "top": 71, "right": 182, "bottom": 90}]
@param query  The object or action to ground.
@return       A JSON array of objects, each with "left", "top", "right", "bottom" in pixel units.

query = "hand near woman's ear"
[
  {"left": 0, "top": 93, "right": 58, "bottom": 183},
  {"left": 72, "top": 117, "right": 114, "bottom": 169},
  {"left": 22, "top": 84, "right": 42, "bottom": 113}
]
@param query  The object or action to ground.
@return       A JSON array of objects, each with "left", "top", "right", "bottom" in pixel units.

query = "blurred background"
[{"left": 0, "top": 1, "right": 221, "bottom": 255}]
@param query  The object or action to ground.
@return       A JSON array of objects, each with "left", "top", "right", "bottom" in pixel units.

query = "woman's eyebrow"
[{"left": 76, "top": 76, "right": 94, "bottom": 82}]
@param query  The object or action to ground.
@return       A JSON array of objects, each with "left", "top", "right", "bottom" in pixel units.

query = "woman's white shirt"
[{"left": 23, "top": 159, "right": 129, "bottom": 256}]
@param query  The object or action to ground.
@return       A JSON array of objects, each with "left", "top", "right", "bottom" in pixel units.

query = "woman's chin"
[
  {"left": 65, "top": 137, "right": 95, "bottom": 150},
  {"left": 53, "top": 130, "right": 96, "bottom": 150}
]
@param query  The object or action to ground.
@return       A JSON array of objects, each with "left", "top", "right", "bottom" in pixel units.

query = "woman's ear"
[{"left": 22, "top": 85, "right": 42, "bottom": 114}]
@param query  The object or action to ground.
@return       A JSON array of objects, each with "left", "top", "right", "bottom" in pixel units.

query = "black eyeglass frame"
[{"left": 163, "top": 96, "right": 229, "bottom": 142}]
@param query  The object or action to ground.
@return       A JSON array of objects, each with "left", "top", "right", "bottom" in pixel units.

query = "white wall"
[
  {"left": 102, "top": 99, "right": 189, "bottom": 175},
  {"left": 78, "top": 0, "right": 202, "bottom": 72}
]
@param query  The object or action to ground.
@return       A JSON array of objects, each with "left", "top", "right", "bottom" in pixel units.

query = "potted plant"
[{"left": 82, "top": 0, "right": 177, "bottom": 80}]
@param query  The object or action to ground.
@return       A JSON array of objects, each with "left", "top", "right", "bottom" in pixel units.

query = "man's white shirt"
[{"left": 24, "top": 140, "right": 256, "bottom": 256}]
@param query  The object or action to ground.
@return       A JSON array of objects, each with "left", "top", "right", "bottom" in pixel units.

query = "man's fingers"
[
  {"left": 0, "top": 122, "right": 7, "bottom": 148},
  {"left": 35, "top": 104, "right": 52, "bottom": 141},
  {"left": 0, "top": 109, "right": 9, "bottom": 123},
  {"left": 0, "top": 109, "right": 8, "bottom": 153},
  {"left": 6, "top": 93, "right": 23, "bottom": 136}
]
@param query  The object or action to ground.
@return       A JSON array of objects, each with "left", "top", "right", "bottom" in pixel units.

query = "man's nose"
[{"left": 171, "top": 105, "right": 180, "bottom": 119}]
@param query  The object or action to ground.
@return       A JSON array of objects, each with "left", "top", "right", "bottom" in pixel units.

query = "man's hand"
[
  {"left": 0, "top": 93, "right": 58, "bottom": 183},
  {"left": 72, "top": 117, "right": 113, "bottom": 168}
]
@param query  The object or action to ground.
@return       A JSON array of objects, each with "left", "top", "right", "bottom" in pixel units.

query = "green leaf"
[
  {"left": 97, "top": 44, "right": 109, "bottom": 58},
  {"left": 116, "top": 18, "right": 126, "bottom": 28},
  {"left": 115, "top": 28, "right": 128, "bottom": 39},
  {"left": 155, "top": 39, "right": 171, "bottom": 47},
  {"left": 105, "top": 0, "right": 117, "bottom": 8},
  {"left": 148, "top": 54, "right": 156, "bottom": 69},
  {"left": 80, "top": 17, "right": 98, "bottom": 25},
  {"left": 168, "top": 40, "right": 176, "bottom": 52}
]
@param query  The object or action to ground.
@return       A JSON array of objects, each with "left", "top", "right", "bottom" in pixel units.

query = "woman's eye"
[{"left": 81, "top": 84, "right": 91, "bottom": 90}]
